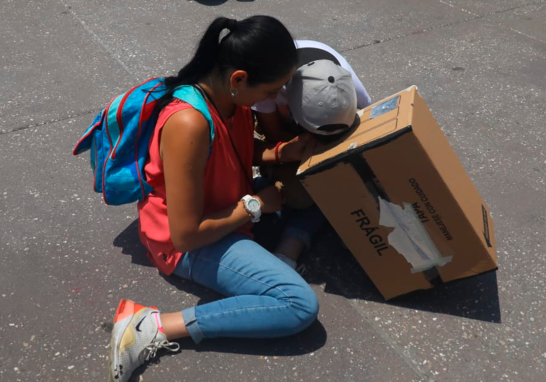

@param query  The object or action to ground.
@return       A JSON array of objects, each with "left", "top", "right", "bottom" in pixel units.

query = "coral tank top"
[{"left": 137, "top": 97, "right": 255, "bottom": 275}]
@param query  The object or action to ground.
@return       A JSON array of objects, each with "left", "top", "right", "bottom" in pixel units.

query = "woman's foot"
[{"left": 108, "top": 299, "right": 180, "bottom": 382}]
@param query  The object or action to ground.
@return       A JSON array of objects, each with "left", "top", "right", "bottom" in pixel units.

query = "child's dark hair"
[{"left": 158, "top": 16, "right": 297, "bottom": 109}]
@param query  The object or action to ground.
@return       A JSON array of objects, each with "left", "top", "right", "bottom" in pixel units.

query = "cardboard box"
[{"left": 297, "top": 86, "right": 498, "bottom": 300}]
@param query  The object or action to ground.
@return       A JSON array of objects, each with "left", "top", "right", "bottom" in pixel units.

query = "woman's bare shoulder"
[{"left": 160, "top": 107, "right": 210, "bottom": 160}]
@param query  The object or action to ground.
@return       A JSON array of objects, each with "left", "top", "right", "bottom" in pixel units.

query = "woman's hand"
[
  {"left": 255, "top": 186, "right": 283, "bottom": 213},
  {"left": 279, "top": 133, "right": 317, "bottom": 163}
]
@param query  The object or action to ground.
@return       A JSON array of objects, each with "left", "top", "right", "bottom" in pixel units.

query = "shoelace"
[
  {"left": 296, "top": 263, "right": 308, "bottom": 277},
  {"left": 144, "top": 340, "right": 180, "bottom": 361}
]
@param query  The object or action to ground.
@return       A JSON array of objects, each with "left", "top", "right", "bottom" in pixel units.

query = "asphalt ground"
[{"left": 1, "top": 0, "right": 545, "bottom": 381}]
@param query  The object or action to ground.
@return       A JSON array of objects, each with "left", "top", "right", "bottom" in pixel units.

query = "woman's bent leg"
[{"left": 173, "top": 233, "right": 319, "bottom": 344}]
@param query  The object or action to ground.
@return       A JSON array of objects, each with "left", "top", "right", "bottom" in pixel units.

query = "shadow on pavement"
[
  {"left": 113, "top": 219, "right": 153, "bottom": 267},
  {"left": 130, "top": 318, "right": 325, "bottom": 381},
  {"left": 193, "top": 0, "right": 255, "bottom": 6},
  {"left": 186, "top": 318, "right": 326, "bottom": 355},
  {"left": 114, "top": 219, "right": 501, "bottom": 328},
  {"left": 304, "top": 226, "right": 502, "bottom": 324},
  {"left": 128, "top": 267, "right": 327, "bottom": 381}
]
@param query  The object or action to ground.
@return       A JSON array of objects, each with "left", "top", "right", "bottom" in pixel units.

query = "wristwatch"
[{"left": 240, "top": 195, "right": 262, "bottom": 223}]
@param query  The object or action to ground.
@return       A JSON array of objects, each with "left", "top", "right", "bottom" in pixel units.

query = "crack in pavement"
[
  {"left": 58, "top": 0, "right": 134, "bottom": 77},
  {"left": 341, "top": 0, "right": 546, "bottom": 54},
  {"left": 5, "top": 0, "right": 543, "bottom": 136},
  {"left": 0, "top": 109, "right": 100, "bottom": 136}
]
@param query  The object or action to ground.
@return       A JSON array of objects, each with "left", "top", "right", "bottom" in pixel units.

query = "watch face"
[{"left": 248, "top": 199, "right": 261, "bottom": 213}]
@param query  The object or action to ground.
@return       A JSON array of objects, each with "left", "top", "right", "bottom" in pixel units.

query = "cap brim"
[
  {"left": 296, "top": 47, "right": 341, "bottom": 69},
  {"left": 350, "top": 112, "right": 361, "bottom": 129},
  {"left": 312, "top": 113, "right": 361, "bottom": 136}
]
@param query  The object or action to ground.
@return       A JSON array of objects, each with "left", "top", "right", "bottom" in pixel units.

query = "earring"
[{"left": 230, "top": 88, "right": 238, "bottom": 98}]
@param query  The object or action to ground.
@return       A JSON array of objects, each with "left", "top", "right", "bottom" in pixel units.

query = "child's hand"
[
  {"left": 279, "top": 133, "right": 317, "bottom": 163},
  {"left": 255, "top": 186, "right": 283, "bottom": 213}
]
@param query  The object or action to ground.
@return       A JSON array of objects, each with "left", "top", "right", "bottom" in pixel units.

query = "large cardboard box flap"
[{"left": 297, "top": 86, "right": 498, "bottom": 300}]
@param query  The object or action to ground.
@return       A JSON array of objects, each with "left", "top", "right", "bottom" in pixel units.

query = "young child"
[
  {"left": 253, "top": 39, "right": 371, "bottom": 143},
  {"left": 252, "top": 41, "right": 371, "bottom": 271},
  {"left": 108, "top": 16, "right": 318, "bottom": 382}
]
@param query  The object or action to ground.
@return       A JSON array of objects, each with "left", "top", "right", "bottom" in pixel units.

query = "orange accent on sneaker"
[
  {"left": 114, "top": 299, "right": 131, "bottom": 323},
  {"left": 114, "top": 299, "right": 153, "bottom": 323},
  {"left": 133, "top": 302, "right": 148, "bottom": 312},
  {"left": 115, "top": 299, "right": 154, "bottom": 323}
]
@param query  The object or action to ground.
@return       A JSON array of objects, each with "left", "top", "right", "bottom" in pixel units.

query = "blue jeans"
[{"left": 173, "top": 233, "right": 319, "bottom": 344}]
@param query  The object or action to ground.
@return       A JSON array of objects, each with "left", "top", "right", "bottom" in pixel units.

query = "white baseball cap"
[{"left": 286, "top": 59, "right": 358, "bottom": 136}]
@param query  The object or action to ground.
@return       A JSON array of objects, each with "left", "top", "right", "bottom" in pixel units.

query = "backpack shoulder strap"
[{"left": 172, "top": 85, "right": 215, "bottom": 152}]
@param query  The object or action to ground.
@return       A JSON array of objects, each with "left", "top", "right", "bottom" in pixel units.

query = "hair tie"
[{"left": 227, "top": 18, "right": 238, "bottom": 32}]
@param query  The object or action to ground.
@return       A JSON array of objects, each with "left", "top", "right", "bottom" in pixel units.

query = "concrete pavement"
[{"left": 1, "top": 0, "right": 545, "bottom": 381}]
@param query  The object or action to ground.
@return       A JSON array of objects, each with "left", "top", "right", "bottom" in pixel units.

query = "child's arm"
[
  {"left": 255, "top": 110, "right": 298, "bottom": 143},
  {"left": 253, "top": 133, "right": 315, "bottom": 166}
]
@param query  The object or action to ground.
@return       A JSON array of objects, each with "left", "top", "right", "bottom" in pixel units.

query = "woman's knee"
[{"left": 282, "top": 282, "right": 319, "bottom": 334}]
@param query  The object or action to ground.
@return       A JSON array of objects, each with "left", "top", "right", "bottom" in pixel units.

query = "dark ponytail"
[{"left": 158, "top": 15, "right": 297, "bottom": 109}]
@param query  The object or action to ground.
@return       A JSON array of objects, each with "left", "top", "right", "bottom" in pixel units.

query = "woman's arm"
[{"left": 161, "top": 109, "right": 253, "bottom": 253}]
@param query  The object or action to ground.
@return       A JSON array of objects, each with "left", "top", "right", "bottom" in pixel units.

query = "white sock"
[
  {"left": 274, "top": 252, "right": 297, "bottom": 269},
  {"left": 152, "top": 312, "right": 164, "bottom": 333}
]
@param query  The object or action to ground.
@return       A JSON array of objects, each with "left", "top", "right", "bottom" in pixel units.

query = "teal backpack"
[{"left": 73, "top": 78, "right": 214, "bottom": 205}]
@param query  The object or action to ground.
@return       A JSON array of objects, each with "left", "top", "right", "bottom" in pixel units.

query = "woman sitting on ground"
[{"left": 108, "top": 15, "right": 319, "bottom": 382}]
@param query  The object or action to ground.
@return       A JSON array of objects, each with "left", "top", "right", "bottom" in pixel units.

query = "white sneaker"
[{"left": 108, "top": 299, "right": 180, "bottom": 382}]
